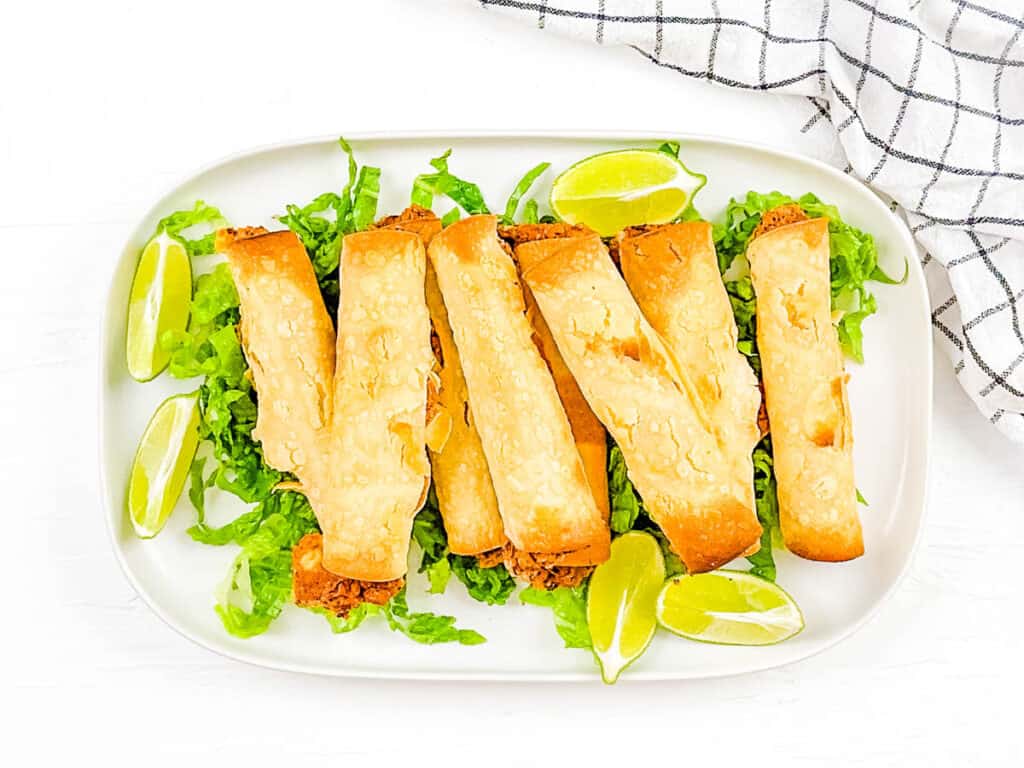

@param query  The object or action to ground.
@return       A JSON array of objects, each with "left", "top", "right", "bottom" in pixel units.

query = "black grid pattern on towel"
[{"left": 477, "top": 0, "right": 1024, "bottom": 439}]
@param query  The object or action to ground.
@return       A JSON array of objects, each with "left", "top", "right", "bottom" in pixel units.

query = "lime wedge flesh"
[
  {"left": 128, "top": 392, "right": 201, "bottom": 538},
  {"left": 550, "top": 149, "right": 705, "bottom": 236},
  {"left": 587, "top": 531, "right": 666, "bottom": 684},
  {"left": 126, "top": 234, "right": 192, "bottom": 381},
  {"left": 657, "top": 570, "right": 804, "bottom": 645}
]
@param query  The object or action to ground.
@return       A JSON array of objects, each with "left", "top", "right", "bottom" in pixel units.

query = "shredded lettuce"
[
  {"left": 382, "top": 589, "right": 486, "bottom": 645},
  {"left": 657, "top": 140, "right": 681, "bottom": 158},
  {"left": 608, "top": 443, "right": 642, "bottom": 534},
  {"left": 648, "top": 529, "right": 685, "bottom": 578},
  {"left": 278, "top": 136, "right": 382, "bottom": 310},
  {"left": 163, "top": 264, "right": 281, "bottom": 504},
  {"left": 521, "top": 199, "right": 540, "bottom": 224},
  {"left": 501, "top": 162, "right": 550, "bottom": 224},
  {"left": 520, "top": 586, "right": 592, "bottom": 649},
  {"left": 187, "top": 473, "right": 309, "bottom": 547},
  {"left": 722, "top": 271, "right": 781, "bottom": 579},
  {"left": 450, "top": 555, "right": 516, "bottom": 606},
  {"left": 726, "top": 276, "right": 760, "bottom": 375},
  {"left": 607, "top": 440, "right": 684, "bottom": 576},
  {"left": 412, "top": 496, "right": 453, "bottom": 594},
  {"left": 156, "top": 200, "right": 226, "bottom": 257},
  {"left": 318, "top": 592, "right": 484, "bottom": 644},
  {"left": 321, "top": 603, "right": 380, "bottom": 634},
  {"left": 441, "top": 207, "right": 461, "bottom": 227},
  {"left": 278, "top": 192, "right": 348, "bottom": 286},
  {"left": 745, "top": 440, "right": 780, "bottom": 581},
  {"left": 201, "top": 490, "right": 487, "bottom": 643},
  {"left": 713, "top": 190, "right": 903, "bottom": 362},
  {"left": 411, "top": 149, "right": 490, "bottom": 215},
  {"left": 213, "top": 491, "right": 319, "bottom": 638},
  {"left": 412, "top": 495, "right": 516, "bottom": 605},
  {"left": 351, "top": 166, "right": 382, "bottom": 231}
]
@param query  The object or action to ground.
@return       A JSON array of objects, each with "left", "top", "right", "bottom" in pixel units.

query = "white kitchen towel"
[{"left": 475, "top": 0, "right": 1024, "bottom": 441}]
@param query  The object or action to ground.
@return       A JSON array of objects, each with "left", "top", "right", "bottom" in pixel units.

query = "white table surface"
[{"left": 4, "top": 1, "right": 1023, "bottom": 765}]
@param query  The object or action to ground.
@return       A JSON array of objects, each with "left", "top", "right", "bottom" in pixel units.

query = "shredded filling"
[
  {"left": 498, "top": 222, "right": 595, "bottom": 248},
  {"left": 751, "top": 204, "right": 808, "bottom": 239},
  {"left": 501, "top": 544, "right": 594, "bottom": 590},
  {"left": 292, "top": 533, "right": 404, "bottom": 617}
]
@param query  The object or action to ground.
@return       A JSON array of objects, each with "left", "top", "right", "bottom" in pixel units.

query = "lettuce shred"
[
  {"left": 383, "top": 590, "right": 486, "bottom": 646},
  {"left": 501, "top": 162, "right": 550, "bottom": 224},
  {"left": 156, "top": 200, "right": 226, "bottom": 257},
  {"left": 212, "top": 491, "right": 319, "bottom": 638},
  {"left": 413, "top": 495, "right": 516, "bottom": 606},
  {"left": 351, "top": 166, "right": 382, "bottom": 232},
  {"left": 278, "top": 137, "right": 382, "bottom": 312},
  {"left": 520, "top": 586, "right": 592, "bottom": 649},
  {"left": 441, "top": 207, "right": 461, "bottom": 227},
  {"left": 605, "top": 440, "right": 684, "bottom": 577},
  {"left": 745, "top": 441, "right": 780, "bottom": 581},
  {"left": 608, "top": 443, "right": 641, "bottom": 534},
  {"left": 163, "top": 263, "right": 282, "bottom": 503},
  {"left": 411, "top": 149, "right": 489, "bottom": 215},
  {"left": 722, "top": 279, "right": 781, "bottom": 578},
  {"left": 321, "top": 603, "right": 379, "bottom": 634}
]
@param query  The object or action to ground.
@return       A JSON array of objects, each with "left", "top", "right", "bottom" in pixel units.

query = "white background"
[{"left": 3, "top": 1, "right": 1023, "bottom": 765}]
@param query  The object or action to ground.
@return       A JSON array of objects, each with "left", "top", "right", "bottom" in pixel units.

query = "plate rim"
[{"left": 98, "top": 130, "right": 933, "bottom": 682}]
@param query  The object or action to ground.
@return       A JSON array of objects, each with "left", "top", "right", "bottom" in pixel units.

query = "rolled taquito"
[
  {"left": 501, "top": 223, "right": 610, "bottom": 568},
  {"left": 427, "top": 215, "right": 609, "bottom": 565},
  {"left": 377, "top": 206, "right": 508, "bottom": 558},
  {"left": 316, "top": 228, "right": 433, "bottom": 581},
  {"left": 216, "top": 227, "right": 335, "bottom": 483},
  {"left": 746, "top": 215, "right": 863, "bottom": 561},
  {"left": 518, "top": 231, "right": 762, "bottom": 573},
  {"left": 423, "top": 260, "right": 508, "bottom": 557},
  {"left": 618, "top": 222, "right": 761, "bottom": 543},
  {"left": 524, "top": 287, "right": 610, "bottom": 566}
]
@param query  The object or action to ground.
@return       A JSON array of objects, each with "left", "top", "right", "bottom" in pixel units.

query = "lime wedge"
[
  {"left": 587, "top": 531, "right": 666, "bottom": 684},
  {"left": 550, "top": 149, "right": 706, "bottom": 236},
  {"left": 126, "top": 233, "right": 192, "bottom": 381},
  {"left": 657, "top": 571, "right": 804, "bottom": 645},
  {"left": 128, "top": 392, "right": 201, "bottom": 538}
]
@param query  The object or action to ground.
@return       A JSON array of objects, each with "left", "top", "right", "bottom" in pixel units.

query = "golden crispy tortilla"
[
  {"left": 315, "top": 228, "right": 433, "bottom": 581},
  {"left": 216, "top": 227, "right": 335, "bottom": 482},
  {"left": 424, "top": 261, "right": 508, "bottom": 557},
  {"left": 747, "top": 216, "right": 863, "bottom": 561},
  {"left": 618, "top": 222, "right": 762, "bottom": 555}
]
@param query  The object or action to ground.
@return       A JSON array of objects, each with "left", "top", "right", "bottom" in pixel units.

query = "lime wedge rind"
[
  {"left": 656, "top": 570, "right": 805, "bottom": 647},
  {"left": 587, "top": 531, "right": 666, "bottom": 684},
  {"left": 128, "top": 391, "right": 201, "bottom": 538},
  {"left": 126, "top": 232, "right": 192, "bottom": 382}
]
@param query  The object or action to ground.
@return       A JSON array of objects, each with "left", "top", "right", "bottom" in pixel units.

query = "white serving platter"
[{"left": 100, "top": 132, "right": 932, "bottom": 681}]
